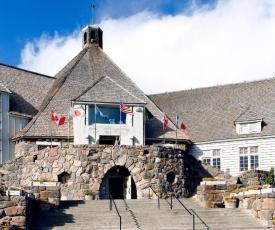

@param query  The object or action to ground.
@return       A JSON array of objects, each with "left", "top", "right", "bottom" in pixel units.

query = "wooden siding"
[
  {"left": 190, "top": 137, "right": 275, "bottom": 176},
  {"left": 8, "top": 116, "right": 28, "bottom": 161},
  {"left": 0, "top": 92, "right": 29, "bottom": 162},
  {"left": 2, "top": 93, "right": 9, "bottom": 163}
]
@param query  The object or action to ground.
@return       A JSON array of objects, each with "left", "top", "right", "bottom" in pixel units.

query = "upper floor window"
[
  {"left": 202, "top": 149, "right": 221, "bottom": 170},
  {"left": 235, "top": 110, "right": 262, "bottom": 135},
  {"left": 236, "top": 121, "right": 261, "bottom": 134}
]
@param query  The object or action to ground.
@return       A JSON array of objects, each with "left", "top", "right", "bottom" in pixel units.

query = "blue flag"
[{"left": 95, "top": 106, "right": 108, "bottom": 120}]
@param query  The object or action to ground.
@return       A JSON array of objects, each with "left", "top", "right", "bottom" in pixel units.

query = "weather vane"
[{"left": 91, "top": 1, "right": 95, "bottom": 25}]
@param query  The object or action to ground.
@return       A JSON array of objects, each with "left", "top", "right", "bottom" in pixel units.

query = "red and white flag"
[
  {"left": 51, "top": 110, "right": 66, "bottom": 126},
  {"left": 176, "top": 114, "right": 186, "bottom": 130},
  {"left": 69, "top": 107, "right": 85, "bottom": 118},
  {"left": 120, "top": 101, "right": 133, "bottom": 115}
]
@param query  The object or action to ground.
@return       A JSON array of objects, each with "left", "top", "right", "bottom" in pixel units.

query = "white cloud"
[
  {"left": 18, "top": 31, "right": 82, "bottom": 76},
  {"left": 19, "top": 0, "right": 275, "bottom": 94}
]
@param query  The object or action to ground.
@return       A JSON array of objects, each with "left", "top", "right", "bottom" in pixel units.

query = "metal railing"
[
  {"left": 109, "top": 191, "right": 121, "bottom": 230},
  {"left": 171, "top": 194, "right": 209, "bottom": 230},
  {"left": 149, "top": 186, "right": 160, "bottom": 209},
  {"left": 172, "top": 195, "right": 195, "bottom": 230}
]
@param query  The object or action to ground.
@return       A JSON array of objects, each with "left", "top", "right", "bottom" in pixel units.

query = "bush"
[
  {"left": 223, "top": 197, "right": 237, "bottom": 203},
  {"left": 265, "top": 167, "right": 275, "bottom": 185}
]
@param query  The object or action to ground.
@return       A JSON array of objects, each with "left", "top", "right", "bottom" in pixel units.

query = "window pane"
[
  {"left": 213, "top": 158, "right": 221, "bottom": 169},
  {"left": 202, "top": 158, "right": 211, "bottom": 164},
  {"left": 240, "top": 156, "right": 248, "bottom": 171},
  {"left": 250, "top": 155, "right": 259, "bottom": 170},
  {"left": 250, "top": 146, "right": 258, "bottom": 154},
  {"left": 213, "top": 149, "right": 220, "bottom": 157},
  {"left": 240, "top": 124, "right": 249, "bottom": 133},
  {"left": 249, "top": 123, "right": 257, "bottom": 132},
  {"left": 240, "top": 147, "right": 248, "bottom": 155}
]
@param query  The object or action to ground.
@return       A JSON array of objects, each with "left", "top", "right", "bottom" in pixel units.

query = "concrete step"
[{"left": 30, "top": 198, "right": 268, "bottom": 230}]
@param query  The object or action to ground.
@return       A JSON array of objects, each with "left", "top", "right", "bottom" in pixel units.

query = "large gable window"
[{"left": 88, "top": 105, "right": 132, "bottom": 125}]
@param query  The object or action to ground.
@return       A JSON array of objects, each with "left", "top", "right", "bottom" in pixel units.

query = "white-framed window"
[
  {"left": 202, "top": 158, "right": 211, "bottom": 164},
  {"left": 202, "top": 149, "right": 221, "bottom": 169},
  {"left": 239, "top": 146, "right": 259, "bottom": 171},
  {"left": 236, "top": 121, "right": 261, "bottom": 134}
]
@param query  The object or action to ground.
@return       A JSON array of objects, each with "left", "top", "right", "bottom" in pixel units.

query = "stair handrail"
[
  {"left": 149, "top": 186, "right": 160, "bottom": 209},
  {"left": 190, "top": 208, "right": 210, "bottom": 230},
  {"left": 172, "top": 194, "right": 195, "bottom": 230},
  {"left": 109, "top": 191, "right": 121, "bottom": 230}
]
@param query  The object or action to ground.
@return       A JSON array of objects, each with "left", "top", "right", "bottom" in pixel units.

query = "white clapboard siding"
[{"left": 190, "top": 136, "right": 275, "bottom": 176}]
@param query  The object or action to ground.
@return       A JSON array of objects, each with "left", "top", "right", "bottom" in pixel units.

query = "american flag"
[
  {"left": 162, "top": 113, "right": 168, "bottom": 130},
  {"left": 120, "top": 102, "right": 133, "bottom": 115}
]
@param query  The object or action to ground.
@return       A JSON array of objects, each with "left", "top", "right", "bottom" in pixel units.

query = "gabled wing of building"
[
  {"left": 14, "top": 40, "right": 188, "bottom": 141},
  {"left": 0, "top": 64, "right": 55, "bottom": 117},
  {"left": 149, "top": 79, "right": 275, "bottom": 142}
]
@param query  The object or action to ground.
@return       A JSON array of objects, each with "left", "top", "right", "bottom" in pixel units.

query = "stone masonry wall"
[
  {"left": 195, "top": 171, "right": 275, "bottom": 227},
  {"left": 0, "top": 142, "right": 186, "bottom": 200},
  {"left": 0, "top": 141, "right": 216, "bottom": 200},
  {"left": 0, "top": 195, "right": 27, "bottom": 230}
]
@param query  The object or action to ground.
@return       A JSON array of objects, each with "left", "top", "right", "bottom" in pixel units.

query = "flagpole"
[
  {"left": 176, "top": 114, "right": 178, "bottom": 147},
  {"left": 68, "top": 110, "right": 70, "bottom": 147},
  {"left": 51, "top": 116, "right": 53, "bottom": 148},
  {"left": 119, "top": 101, "right": 121, "bottom": 145},
  {"left": 143, "top": 106, "right": 145, "bottom": 145},
  {"left": 94, "top": 104, "right": 97, "bottom": 144}
]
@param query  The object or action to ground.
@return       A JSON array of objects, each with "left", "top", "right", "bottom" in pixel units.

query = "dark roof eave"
[
  {"left": 72, "top": 101, "right": 147, "bottom": 106},
  {"left": 146, "top": 137, "right": 192, "bottom": 145},
  {"left": 12, "top": 135, "right": 72, "bottom": 142},
  {"left": 8, "top": 112, "right": 33, "bottom": 119}
]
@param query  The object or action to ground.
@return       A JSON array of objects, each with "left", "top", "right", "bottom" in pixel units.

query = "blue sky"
[
  {"left": 1, "top": 0, "right": 275, "bottom": 94},
  {"left": 0, "top": 0, "right": 215, "bottom": 66}
]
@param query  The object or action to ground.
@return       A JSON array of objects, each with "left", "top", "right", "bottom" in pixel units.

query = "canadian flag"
[{"left": 51, "top": 110, "right": 66, "bottom": 126}]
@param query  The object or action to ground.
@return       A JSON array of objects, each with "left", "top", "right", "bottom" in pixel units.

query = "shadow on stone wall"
[{"left": 182, "top": 154, "right": 224, "bottom": 196}]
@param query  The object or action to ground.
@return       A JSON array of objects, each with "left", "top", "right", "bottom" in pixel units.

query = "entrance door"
[{"left": 109, "top": 178, "right": 124, "bottom": 199}]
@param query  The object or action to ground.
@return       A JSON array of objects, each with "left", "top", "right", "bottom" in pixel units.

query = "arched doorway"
[{"left": 99, "top": 166, "right": 137, "bottom": 200}]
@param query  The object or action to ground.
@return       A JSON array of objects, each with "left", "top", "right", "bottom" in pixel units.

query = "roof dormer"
[{"left": 235, "top": 109, "right": 263, "bottom": 134}]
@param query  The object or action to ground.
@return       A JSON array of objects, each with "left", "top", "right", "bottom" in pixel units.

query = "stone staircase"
[{"left": 30, "top": 197, "right": 269, "bottom": 230}]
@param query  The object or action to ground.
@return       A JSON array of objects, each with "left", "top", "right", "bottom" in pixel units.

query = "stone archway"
[{"left": 99, "top": 166, "right": 137, "bottom": 200}]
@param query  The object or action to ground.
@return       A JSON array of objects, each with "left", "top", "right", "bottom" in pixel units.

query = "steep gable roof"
[
  {"left": 235, "top": 108, "right": 262, "bottom": 123},
  {"left": 74, "top": 76, "right": 146, "bottom": 104},
  {"left": 0, "top": 63, "right": 55, "bottom": 117},
  {"left": 149, "top": 78, "right": 275, "bottom": 142},
  {"left": 15, "top": 44, "right": 188, "bottom": 141}
]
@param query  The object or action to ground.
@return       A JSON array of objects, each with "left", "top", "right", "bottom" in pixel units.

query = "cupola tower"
[{"left": 82, "top": 25, "right": 103, "bottom": 49}]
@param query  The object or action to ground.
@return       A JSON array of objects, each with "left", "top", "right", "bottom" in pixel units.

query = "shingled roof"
[
  {"left": 0, "top": 63, "right": 55, "bottom": 117},
  {"left": 15, "top": 43, "right": 188, "bottom": 141},
  {"left": 149, "top": 78, "right": 275, "bottom": 143},
  {"left": 0, "top": 82, "right": 11, "bottom": 94}
]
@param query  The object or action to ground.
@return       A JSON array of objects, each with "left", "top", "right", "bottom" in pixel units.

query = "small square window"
[{"left": 202, "top": 158, "right": 211, "bottom": 164}]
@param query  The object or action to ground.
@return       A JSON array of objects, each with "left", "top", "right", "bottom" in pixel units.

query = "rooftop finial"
[{"left": 91, "top": 1, "right": 95, "bottom": 25}]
